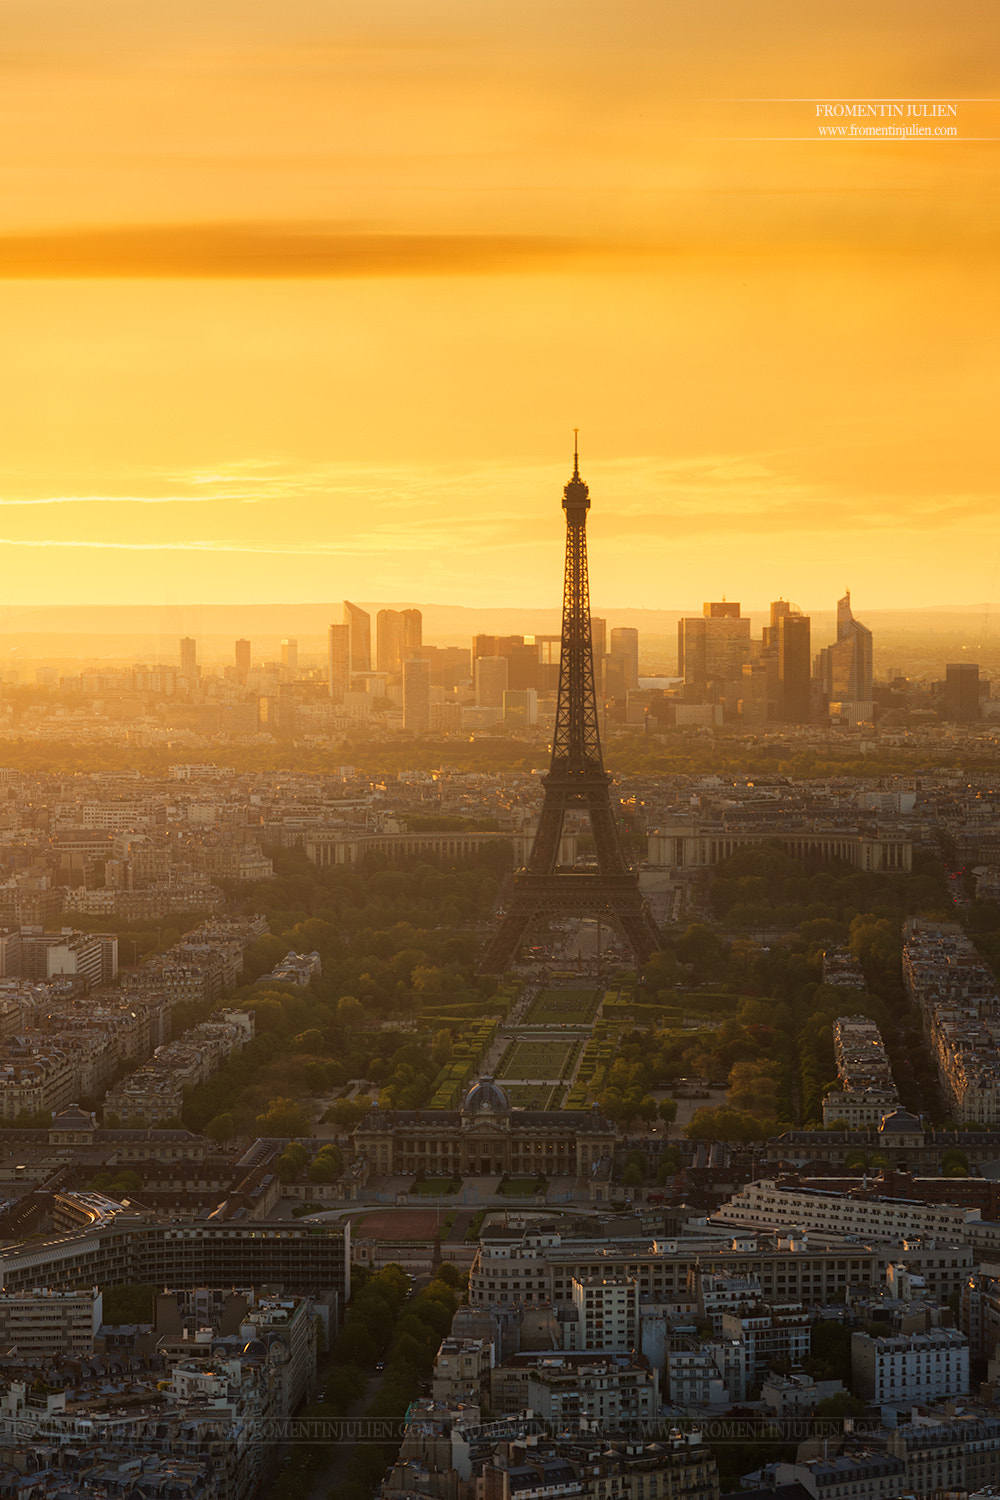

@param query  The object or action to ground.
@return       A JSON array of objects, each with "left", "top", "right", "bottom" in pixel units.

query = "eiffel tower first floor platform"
[{"left": 479, "top": 870, "right": 662, "bottom": 974}]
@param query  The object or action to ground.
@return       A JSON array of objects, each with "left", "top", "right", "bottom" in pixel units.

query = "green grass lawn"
[
  {"left": 410, "top": 1176, "right": 460, "bottom": 1195},
  {"left": 523, "top": 988, "right": 602, "bottom": 1026},
  {"left": 504, "top": 1082, "right": 564, "bottom": 1110},
  {"left": 499, "top": 1176, "right": 547, "bottom": 1196},
  {"left": 497, "top": 1037, "right": 575, "bottom": 1081}
]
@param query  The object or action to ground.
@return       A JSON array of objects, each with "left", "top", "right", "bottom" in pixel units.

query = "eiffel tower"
[{"left": 480, "top": 440, "right": 662, "bottom": 972}]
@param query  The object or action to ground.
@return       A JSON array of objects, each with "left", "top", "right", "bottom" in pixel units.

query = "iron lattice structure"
[{"left": 480, "top": 447, "right": 662, "bottom": 973}]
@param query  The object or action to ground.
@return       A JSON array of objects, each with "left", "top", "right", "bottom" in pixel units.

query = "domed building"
[
  {"left": 463, "top": 1077, "right": 512, "bottom": 1116},
  {"left": 352, "top": 1076, "right": 616, "bottom": 1183}
]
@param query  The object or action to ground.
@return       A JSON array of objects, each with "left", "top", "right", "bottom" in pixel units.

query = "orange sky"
[{"left": 1, "top": 0, "right": 998, "bottom": 612}]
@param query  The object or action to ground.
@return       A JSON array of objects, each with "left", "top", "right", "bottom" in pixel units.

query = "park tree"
[
  {"left": 309, "top": 1145, "right": 344, "bottom": 1182},
  {"left": 675, "top": 923, "right": 730, "bottom": 982},
  {"left": 656, "top": 1147, "right": 682, "bottom": 1184},
  {"left": 325, "top": 1096, "right": 372, "bottom": 1130},
  {"left": 337, "top": 995, "right": 366, "bottom": 1027},
  {"left": 205, "top": 1112, "right": 235, "bottom": 1144},
  {"left": 293, "top": 1028, "right": 324, "bottom": 1053},
  {"left": 256, "top": 1097, "right": 310, "bottom": 1137},
  {"left": 432, "top": 1029, "right": 454, "bottom": 1067},
  {"left": 728, "top": 1059, "right": 782, "bottom": 1117},
  {"left": 643, "top": 950, "right": 679, "bottom": 992}
]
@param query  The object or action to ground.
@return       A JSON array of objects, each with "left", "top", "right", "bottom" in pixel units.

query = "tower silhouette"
[{"left": 481, "top": 442, "right": 661, "bottom": 972}]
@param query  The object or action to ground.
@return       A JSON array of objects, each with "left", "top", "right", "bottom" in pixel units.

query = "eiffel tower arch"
[{"left": 480, "top": 443, "right": 661, "bottom": 973}]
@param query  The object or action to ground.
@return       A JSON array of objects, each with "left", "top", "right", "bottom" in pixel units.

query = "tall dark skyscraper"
[
  {"left": 376, "top": 609, "right": 404, "bottom": 674},
  {"left": 480, "top": 442, "right": 660, "bottom": 972},
  {"left": 945, "top": 662, "right": 981, "bottom": 722},
  {"left": 179, "top": 637, "right": 197, "bottom": 678},
  {"left": 234, "top": 638, "right": 251, "bottom": 683},
  {"left": 328, "top": 622, "right": 349, "bottom": 700},
  {"left": 403, "top": 657, "right": 432, "bottom": 732},
  {"left": 343, "top": 601, "right": 371, "bottom": 675},
  {"left": 769, "top": 601, "right": 811, "bottom": 723}
]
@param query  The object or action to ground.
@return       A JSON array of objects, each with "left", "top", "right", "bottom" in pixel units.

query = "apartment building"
[
  {"left": 0, "top": 1286, "right": 102, "bottom": 1358},
  {"left": 106, "top": 1009, "right": 254, "bottom": 1125},
  {"left": 851, "top": 1327, "right": 970, "bottom": 1403},
  {"left": 719, "top": 1301, "right": 811, "bottom": 1381},
  {"left": 772, "top": 1448, "right": 905, "bottom": 1500},
  {"left": 0, "top": 1218, "right": 351, "bottom": 1308},
  {"left": 469, "top": 1222, "right": 975, "bottom": 1313},
  {"left": 822, "top": 1013, "right": 899, "bottom": 1127},
  {"left": 432, "top": 1336, "right": 494, "bottom": 1406},
  {"left": 886, "top": 1412, "right": 1000, "bottom": 1496},
  {"left": 490, "top": 1351, "right": 658, "bottom": 1429},
  {"left": 714, "top": 1177, "right": 1000, "bottom": 1253},
  {"left": 565, "top": 1276, "right": 637, "bottom": 1351},
  {"left": 904, "top": 919, "right": 1000, "bottom": 1125}
]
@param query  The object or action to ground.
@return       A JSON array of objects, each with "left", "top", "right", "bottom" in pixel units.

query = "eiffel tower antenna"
[{"left": 480, "top": 440, "right": 661, "bottom": 973}]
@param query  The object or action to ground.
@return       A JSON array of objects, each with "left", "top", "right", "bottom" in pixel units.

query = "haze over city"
[{"left": 1, "top": 0, "right": 998, "bottom": 611}]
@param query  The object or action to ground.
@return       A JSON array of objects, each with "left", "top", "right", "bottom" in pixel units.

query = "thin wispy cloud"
[
  {"left": 0, "top": 223, "right": 602, "bottom": 279},
  {"left": 0, "top": 493, "right": 244, "bottom": 507}
]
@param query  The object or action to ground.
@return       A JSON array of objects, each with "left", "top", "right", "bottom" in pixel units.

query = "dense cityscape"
[
  {"left": 3, "top": 0, "right": 993, "bottom": 1492},
  {"left": 0, "top": 450, "right": 998, "bottom": 1500}
]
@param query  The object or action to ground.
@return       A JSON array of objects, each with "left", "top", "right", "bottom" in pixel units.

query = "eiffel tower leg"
[
  {"left": 479, "top": 893, "right": 536, "bottom": 973},
  {"left": 586, "top": 786, "right": 628, "bottom": 873},
  {"left": 614, "top": 901, "right": 662, "bottom": 968},
  {"left": 526, "top": 787, "right": 567, "bottom": 874}
]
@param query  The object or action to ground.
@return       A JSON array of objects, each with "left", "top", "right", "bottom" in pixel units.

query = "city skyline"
[{"left": 0, "top": 1, "right": 996, "bottom": 611}]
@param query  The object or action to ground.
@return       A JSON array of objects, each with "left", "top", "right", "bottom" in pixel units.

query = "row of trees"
[{"left": 270, "top": 1262, "right": 464, "bottom": 1500}]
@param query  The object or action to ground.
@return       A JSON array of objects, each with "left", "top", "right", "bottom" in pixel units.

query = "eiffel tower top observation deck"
[{"left": 479, "top": 440, "right": 661, "bottom": 973}]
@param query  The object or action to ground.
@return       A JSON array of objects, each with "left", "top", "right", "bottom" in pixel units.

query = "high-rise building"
[
  {"left": 503, "top": 689, "right": 538, "bottom": 726},
  {"left": 376, "top": 608, "right": 422, "bottom": 674},
  {"left": 401, "top": 608, "right": 422, "bottom": 656},
  {"left": 816, "top": 591, "right": 874, "bottom": 720},
  {"left": 343, "top": 601, "right": 371, "bottom": 675},
  {"left": 376, "top": 609, "right": 403, "bottom": 674},
  {"left": 945, "top": 663, "right": 981, "bottom": 722},
  {"left": 603, "top": 654, "right": 631, "bottom": 702},
  {"left": 179, "top": 637, "right": 197, "bottom": 678},
  {"left": 475, "top": 655, "right": 508, "bottom": 708},
  {"left": 234, "top": 639, "right": 251, "bottom": 683},
  {"left": 772, "top": 603, "right": 811, "bottom": 723},
  {"left": 420, "top": 645, "right": 471, "bottom": 691},
  {"left": 609, "top": 627, "right": 639, "bottom": 690},
  {"left": 590, "top": 617, "right": 607, "bottom": 663},
  {"left": 280, "top": 638, "right": 298, "bottom": 677},
  {"left": 328, "top": 623, "right": 350, "bottom": 701},
  {"left": 402, "top": 658, "right": 431, "bottom": 733},
  {"left": 678, "top": 602, "right": 751, "bottom": 691},
  {"left": 471, "top": 634, "right": 539, "bottom": 691},
  {"left": 740, "top": 662, "right": 770, "bottom": 726}
]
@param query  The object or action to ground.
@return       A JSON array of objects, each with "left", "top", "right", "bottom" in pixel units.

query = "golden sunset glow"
[{"left": 2, "top": 0, "right": 998, "bottom": 610}]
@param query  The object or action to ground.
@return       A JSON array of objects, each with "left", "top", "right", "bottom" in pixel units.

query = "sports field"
[
  {"left": 522, "top": 988, "right": 601, "bottom": 1026},
  {"left": 353, "top": 1209, "right": 442, "bottom": 1239}
]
